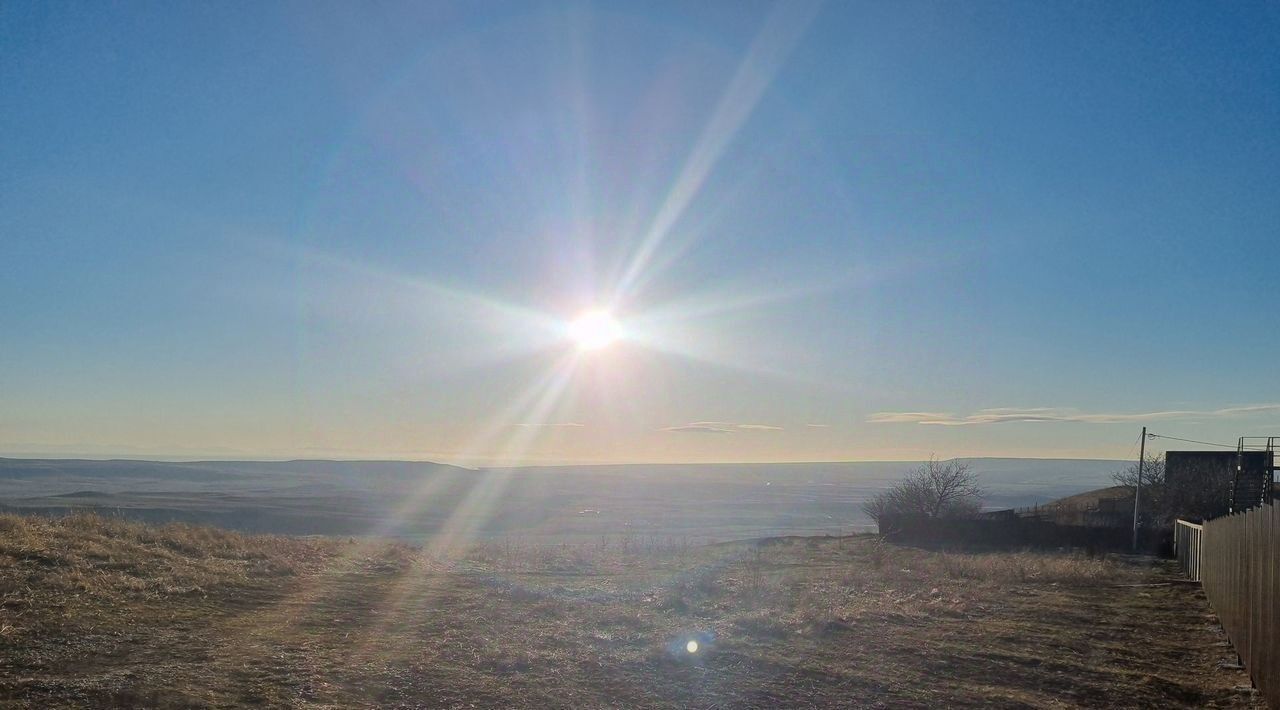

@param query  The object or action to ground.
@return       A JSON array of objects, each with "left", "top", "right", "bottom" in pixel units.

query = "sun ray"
[
  {"left": 296, "top": 244, "right": 566, "bottom": 333},
  {"left": 613, "top": 1, "right": 821, "bottom": 302},
  {"left": 332, "top": 353, "right": 584, "bottom": 661},
  {"left": 425, "top": 354, "right": 579, "bottom": 549},
  {"left": 628, "top": 329, "right": 829, "bottom": 388}
]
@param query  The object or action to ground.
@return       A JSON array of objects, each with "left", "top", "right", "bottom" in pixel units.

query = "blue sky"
[{"left": 2, "top": 1, "right": 1278, "bottom": 463}]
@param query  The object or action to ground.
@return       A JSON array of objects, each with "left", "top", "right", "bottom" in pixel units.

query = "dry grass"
[
  {"left": 0, "top": 513, "right": 1263, "bottom": 708},
  {"left": 0, "top": 512, "right": 332, "bottom": 604},
  {"left": 933, "top": 549, "right": 1118, "bottom": 585}
]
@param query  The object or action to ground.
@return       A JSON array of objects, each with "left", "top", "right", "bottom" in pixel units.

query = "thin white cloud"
[
  {"left": 805, "top": 423, "right": 831, "bottom": 428},
  {"left": 866, "top": 412, "right": 955, "bottom": 424},
  {"left": 515, "top": 422, "right": 586, "bottom": 428},
  {"left": 665, "top": 422, "right": 735, "bottom": 434},
  {"left": 868, "top": 404, "right": 1280, "bottom": 426},
  {"left": 664, "top": 421, "right": 784, "bottom": 433}
]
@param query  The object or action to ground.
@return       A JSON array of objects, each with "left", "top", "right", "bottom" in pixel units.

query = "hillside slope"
[{"left": 0, "top": 513, "right": 1260, "bottom": 708}]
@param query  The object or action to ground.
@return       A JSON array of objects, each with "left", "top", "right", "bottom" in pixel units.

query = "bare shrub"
[{"left": 863, "top": 456, "right": 983, "bottom": 529}]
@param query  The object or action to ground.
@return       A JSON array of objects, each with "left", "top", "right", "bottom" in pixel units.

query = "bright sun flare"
[{"left": 568, "top": 310, "right": 623, "bottom": 350}]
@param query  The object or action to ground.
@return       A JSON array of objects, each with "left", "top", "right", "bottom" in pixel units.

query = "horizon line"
[{"left": 0, "top": 453, "right": 1133, "bottom": 467}]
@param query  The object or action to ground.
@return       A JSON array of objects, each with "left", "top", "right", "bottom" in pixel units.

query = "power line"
[{"left": 1146, "top": 432, "right": 1238, "bottom": 449}]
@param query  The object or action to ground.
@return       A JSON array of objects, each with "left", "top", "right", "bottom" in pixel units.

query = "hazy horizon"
[
  {"left": 0, "top": 456, "right": 1129, "bottom": 540},
  {"left": 0, "top": 451, "right": 1132, "bottom": 467}
]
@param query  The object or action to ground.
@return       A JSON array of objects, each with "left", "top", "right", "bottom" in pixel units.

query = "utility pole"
[{"left": 1132, "top": 426, "right": 1146, "bottom": 552}]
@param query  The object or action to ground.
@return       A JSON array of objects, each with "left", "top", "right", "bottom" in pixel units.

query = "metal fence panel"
[{"left": 1175, "top": 519, "right": 1203, "bottom": 582}]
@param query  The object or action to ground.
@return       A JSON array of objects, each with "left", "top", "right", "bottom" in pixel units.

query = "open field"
[
  {"left": 0, "top": 512, "right": 1261, "bottom": 709},
  {"left": 0, "top": 458, "right": 1123, "bottom": 541}
]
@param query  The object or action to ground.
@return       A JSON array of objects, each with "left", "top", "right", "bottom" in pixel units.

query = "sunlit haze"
[{"left": 2, "top": 2, "right": 1278, "bottom": 464}]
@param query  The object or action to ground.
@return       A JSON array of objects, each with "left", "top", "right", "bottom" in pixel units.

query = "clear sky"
[{"left": 2, "top": 1, "right": 1278, "bottom": 464}]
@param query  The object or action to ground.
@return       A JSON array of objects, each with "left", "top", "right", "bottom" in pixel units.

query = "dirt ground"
[{"left": 0, "top": 513, "right": 1264, "bottom": 708}]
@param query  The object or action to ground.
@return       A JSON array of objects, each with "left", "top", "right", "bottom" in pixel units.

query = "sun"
[{"left": 567, "top": 310, "right": 623, "bottom": 350}]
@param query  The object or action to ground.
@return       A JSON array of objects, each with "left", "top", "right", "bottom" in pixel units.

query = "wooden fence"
[
  {"left": 1173, "top": 519, "right": 1203, "bottom": 582},
  {"left": 1196, "top": 503, "right": 1279, "bottom": 708}
]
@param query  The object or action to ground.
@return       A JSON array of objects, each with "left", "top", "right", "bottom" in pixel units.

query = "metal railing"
[
  {"left": 1173, "top": 519, "right": 1203, "bottom": 582},
  {"left": 1230, "top": 437, "right": 1276, "bottom": 512}
]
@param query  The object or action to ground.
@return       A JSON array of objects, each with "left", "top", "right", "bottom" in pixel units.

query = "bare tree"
[
  {"left": 1112, "top": 454, "right": 1169, "bottom": 527},
  {"left": 862, "top": 457, "right": 984, "bottom": 528},
  {"left": 1114, "top": 454, "right": 1228, "bottom": 525},
  {"left": 1112, "top": 454, "right": 1165, "bottom": 490}
]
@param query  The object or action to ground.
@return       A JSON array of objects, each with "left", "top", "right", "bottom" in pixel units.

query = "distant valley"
[{"left": 0, "top": 457, "right": 1124, "bottom": 541}]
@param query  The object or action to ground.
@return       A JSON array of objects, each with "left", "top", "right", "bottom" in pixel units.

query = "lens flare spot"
[
  {"left": 686, "top": 640, "right": 699, "bottom": 654},
  {"left": 568, "top": 310, "right": 623, "bottom": 350}
]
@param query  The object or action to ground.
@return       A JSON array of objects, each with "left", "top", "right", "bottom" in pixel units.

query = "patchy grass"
[{"left": 0, "top": 513, "right": 1261, "bottom": 708}]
